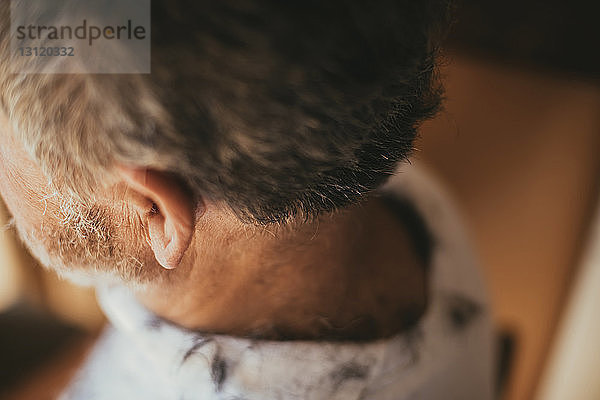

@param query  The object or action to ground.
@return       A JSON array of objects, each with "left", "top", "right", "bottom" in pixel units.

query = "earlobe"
[
  {"left": 117, "top": 166, "right": 198, "bottom": 269},
  {"left": 147, "top": 209, "right": 186, "bottom": 269}
]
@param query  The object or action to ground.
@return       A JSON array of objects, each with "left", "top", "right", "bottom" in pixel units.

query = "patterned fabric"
[{"left": 60, "top": 164, "right": 494, "bottom": 400}]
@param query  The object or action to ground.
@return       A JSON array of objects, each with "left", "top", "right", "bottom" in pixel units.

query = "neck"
[{"left": 136, "top": 196, "right": 428, "bottom": 341}]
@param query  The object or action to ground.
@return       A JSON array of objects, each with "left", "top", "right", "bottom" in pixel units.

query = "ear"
[{"left": 117, "top": 166, "right": 198, "bottom": 270}]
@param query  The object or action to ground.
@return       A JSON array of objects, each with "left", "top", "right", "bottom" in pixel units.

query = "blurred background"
[{"left": 0, "top": 0, "right": 599, "bottom": 399}]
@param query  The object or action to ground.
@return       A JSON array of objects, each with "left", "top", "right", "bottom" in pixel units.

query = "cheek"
[
  {"left": 0, "top": 153, "right": 55, "bottom": 234},
  {"left": 0, "top": 113, "right": 56, "bottom": 226},
  {"left": 0, "top": 176, "right": 45, "bottom": 236}
]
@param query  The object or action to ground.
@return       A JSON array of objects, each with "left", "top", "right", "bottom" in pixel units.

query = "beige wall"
[
  {"left": 536, "top": 198, "right": 600, "bottom": 400},
  {"left": 419, "top": 53, "right": 600, "bottom": 400}
]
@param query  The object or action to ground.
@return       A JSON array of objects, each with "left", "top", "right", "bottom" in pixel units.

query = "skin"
[{"left": 0, "top": 109, "right": 427, "bottom": 341}]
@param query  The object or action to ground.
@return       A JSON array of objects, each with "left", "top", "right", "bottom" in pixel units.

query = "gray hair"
[{"left": 0, "top": 0, "right": 449, "bottom": 224}]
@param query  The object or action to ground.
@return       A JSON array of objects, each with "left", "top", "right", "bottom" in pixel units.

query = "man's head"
[{"left": 0, "top": 0, "right": 449, "bottom": 286}]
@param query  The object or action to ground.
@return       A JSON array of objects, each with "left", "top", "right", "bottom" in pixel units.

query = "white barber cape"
[{"left": 60, "top": 164, "right": 494, "bottom": 400}]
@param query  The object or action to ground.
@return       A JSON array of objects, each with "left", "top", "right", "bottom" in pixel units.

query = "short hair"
[{"left": 0, "top": 0, "right": 450, "bottom": 224}]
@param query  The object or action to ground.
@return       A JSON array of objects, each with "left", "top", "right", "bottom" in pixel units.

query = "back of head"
[{"left": 0, "top": 0, "right": 451, "bottom": 224}]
